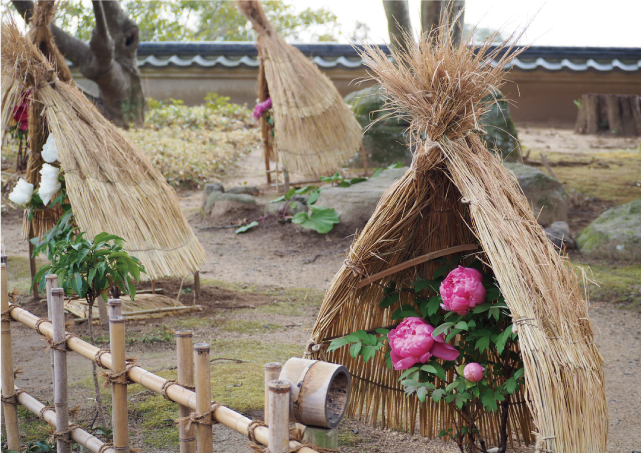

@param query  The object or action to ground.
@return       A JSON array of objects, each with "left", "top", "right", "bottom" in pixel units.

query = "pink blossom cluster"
[
  {"left": 253, "top": 97, "right": 272, "bottom": 119},
  {"left": 439, "top": 266, "right": 486, "bottom": 315},
  {"left": 388, "top": 317, "right": 459, "bottom": 370}
]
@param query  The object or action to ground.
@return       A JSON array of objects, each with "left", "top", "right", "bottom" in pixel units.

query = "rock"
[
  {"left": 207, "top": 193, "right": 256, "bottom": 218},
  {"left": 344, "top": 86, "right": 412, "bottom": 167},
  {"left": 480, "top": 90, "right": 522, "bottom": 162},
  {"left": 576, "top": 198, "right": 641, "bottom": 261},
  {"left": 227, "top": 185, "right": 260, "bottom": 196},
  {"left": 504, "top": 163, "right": 568, "bottom": 227},
  {"left": 315, "top": 167, "right": 408, "bottom": 228},
  {"left": 202, "top": 182, "right": 224, "bottom": 209},
  {"left": 264, "top": 200, "right": 306, "bottom": 216},
  {"left": 204, "top": 191, "right": 222, "bottom": 213},
  {"left": 545, "top": 221, "right": 575, "bottom": 250}
]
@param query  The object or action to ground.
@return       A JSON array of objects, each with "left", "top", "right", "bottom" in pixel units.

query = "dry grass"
[
  {"left": 307, "top": 24, "right": 607, "bottom": 453},
  {"left": 236, "top": 0, "right": 362, "bottom": 177}
]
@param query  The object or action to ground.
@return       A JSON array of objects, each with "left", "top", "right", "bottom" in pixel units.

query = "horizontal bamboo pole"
[
  {"left": 8, "top": 305, "right": 318, "bottom": 453},
  {"left": 73, "top": 305, "right": 203, "bottom": 323},
  {"left": 15, "top": 388, "right": 114, "bottom": 453}
]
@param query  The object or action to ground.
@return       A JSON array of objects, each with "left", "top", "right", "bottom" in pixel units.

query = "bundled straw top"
[
  {"left": 236, "top": 0, "right": 363, "bottom": 177},
  {"left": 307, "top": 28, "right": 608, "bottom": 453},
  {"left": 2, "top": 23, "right": 205, "bottom": 280}
]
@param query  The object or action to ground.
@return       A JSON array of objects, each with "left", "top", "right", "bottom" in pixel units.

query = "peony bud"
[
  {"left": 8, "top": 178, "right": 34, "bottom": 206},
  {"left": 38, "top": 164, "right": 62, "bottom": 206},
  {"left": 41, "top": 134, "right": 59, "bottom": 163},
  {"left": 464, "top": 363, "right": 485, "bottom": 383}
]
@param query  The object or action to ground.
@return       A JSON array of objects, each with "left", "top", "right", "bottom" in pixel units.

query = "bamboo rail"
[{"left": 6, "top": 303, "right": 319, "bottom": 453}]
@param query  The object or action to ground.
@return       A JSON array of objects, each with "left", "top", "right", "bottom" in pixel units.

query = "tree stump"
[{"left": 575, "top": 93, "right": 641, "bottom": 136}]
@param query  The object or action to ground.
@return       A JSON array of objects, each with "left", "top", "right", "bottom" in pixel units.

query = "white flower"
[
  {"left": 8, "top": 178, "right": 34, "bottom": 206},
  {"left": 41, "top": 134, "right": 58, "bottom": 163},
  {"left": 38, "top": 163, "right": 62, "bottom": 206}
]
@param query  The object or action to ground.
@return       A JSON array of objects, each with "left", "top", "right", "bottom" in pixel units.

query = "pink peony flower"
[
  {"left": 12, "top": 93, "right": 30, "bottom": 131},
  {"left": 464, "top": 363, "right": 485, "bottom": 382},
  {"left": 388, "top": 317, "right": 460, "bottom": 370},
  {"left": 439, "top": 266, "right": 486, "bottom": 315},
  {"left": 252, "top": 97, "right": 272, "bottom": 119}
]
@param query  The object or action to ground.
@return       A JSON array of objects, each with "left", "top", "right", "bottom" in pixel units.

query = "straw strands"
[
  {"left": 2, "top": 23, "right": 205, "bottom": 280},
  {"left": 307, "top": 27, "right": 607, "bottom": 452},
  {"left": 236, "top": 0, "right": 362, "bottom": 177}
]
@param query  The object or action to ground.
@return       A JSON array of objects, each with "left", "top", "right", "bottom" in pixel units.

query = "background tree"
[
  {"left": 421, "top": 1, "right": 465, "bottom": 46},
  {"left": 382, "top": 0, "right": 413, "bottom": 51},
  {"left": 12, "top": 0, "right": 145, "bottom": 128}
]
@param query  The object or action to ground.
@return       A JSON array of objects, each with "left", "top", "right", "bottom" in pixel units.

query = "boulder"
[
  {"left": 480, "top": 91, "right": 522, "bottom": 162},
  {"left": 264, "top": 200, "right": 306, "bottom": 216},
  {"left": 227, "top": 185, "right": 260, "bottom": 196},
  {"left": 207, "top": 193, "right": 256, "bottom": 218},
  {"left": 315, "top": 167, "right": 408, "bottom": 228},
  {"left": 202, "top": 182, "right": 224, "bottom": 209},
  {"left": 545, "top": 221, "right": 575, "bottom": 250},
  {"left": 504, "top": 163, "right": 568, "bottom": 226},
  {"left": 576, "top": 198, "right": 641, "bottom": 261},
  {"left": 344, "top": 87, "right": 412, "bottom": 167}
]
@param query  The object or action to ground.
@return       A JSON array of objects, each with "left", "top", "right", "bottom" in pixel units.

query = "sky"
[{"left": 292, "top": 0, "right": 641, "bottom": 47}]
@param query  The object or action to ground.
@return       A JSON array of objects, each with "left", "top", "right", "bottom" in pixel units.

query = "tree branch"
[
  {"left": 90, "top": 0, "right": 114, "bottom": 64},
  {"left": 11, "top": 0, "right": 34, "bottom": 24}
]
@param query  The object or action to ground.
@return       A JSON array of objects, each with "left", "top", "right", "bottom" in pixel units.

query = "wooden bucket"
[{"left": 279, "top": 358, "right": 350, "bottom": 429}]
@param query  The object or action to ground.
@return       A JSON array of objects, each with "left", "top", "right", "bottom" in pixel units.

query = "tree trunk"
[
  {"left": 12, "top": 0, "right": 144, "bottom": 128},
  {"left": 382, "top": 0, "right": 413, "bottom": 52},
  {"left": 421, "top": 1, "right": 465, "bottom": 46},
  {"left": 575, "top": 93, "right": 641, "bottom": 136}
]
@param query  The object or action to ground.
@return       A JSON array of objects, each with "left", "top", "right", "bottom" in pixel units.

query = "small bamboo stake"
[
  {"left": 46, "top": 274, "right": 58, "bottom": 390},
  {"left": 264, "top": 362, "right": 282, "bottom": 425},
  {"left": 108, "top": 298, "right": 122, "bottom": 318},
  {"left": 28, "top": 225, "right": 41, "bottom": 300},
  {"left": 177, "top": 331, "right": 196, "bottom": 453},
  {"left": 109, "top": 315, "right": 129, "bottom": 453},
  {"left": 1, "top": 263, "right": 20, "bottom": 451},
  {"left": 51, "top": 287, "right": 71, "bottom": 453},
  {"left": 193, "top": 271, "right": 200, "bottom": 303},
  {"left": 194, "top": 343, "right": 213, "bottom": 453},
  {"left": 268, "top": 380, "right": 291, "bottom": 453}
]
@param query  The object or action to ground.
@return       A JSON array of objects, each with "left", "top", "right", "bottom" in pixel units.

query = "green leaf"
[
  {"left": 291, "top": 206, "right": 340, "bottom": 234},
  {"left": 505, "top": 377, "right": 518, "bottom": 394},
  {"left": 432, "top": 322, "right": 453, "bottom": 338},
  {"left": 454, "top": 321, "right": 469, "bottom": 331},
  {"left": 398, "top": 367, "right": 420, "bottom": 381},
  {"left": 295, "top": 185, "right": 316, "bottom": 195},
  {"left": 87, "top": 268, "right": 97, "bottom": 286},
  {"left": 445, "top": 381, "right": 459, "bottom": 392},
  {"left": 327, "top": 336, "right": 355, "bottom": 353},
  {"left": 375, "top": 328, "right": 390, "bottom": 336},
  {"left": 514, "top": 368, "right": 525, "bottom": 380},
  {"left": 361, "top": 345, "right": 378, "bottom": 363},
  {"left": 379, "top": 292, "right": 399, "bottom": 308},
  {"left": 284, "top": 187, "right": 296, "bottom": 200},
  {"left": 421, "top": 362, "right": 446, "bottom": 381},
  {"left": 235, "top": 221, "right": 259, "bottom": 234},
  {"left": 349, "top": 342, "right": 362, "bottom": 358},
  {"left": 416, "top": 386, "right": 427, "bottom": 403},
  {"left": 370, "top": 168, "right": 383, "bottom": 178},
  {"left": 353, "top": 330, "right": 371, "bottom": 343},
  {"left": 494, "top": 325, "right": 513, "bottom": 354},
  {"left": 475, "top": 336, "right": 491, "bottom": 353},
  {"left": 472, "top": 303, "right": 493, "bottom": 314},
  {"left": 485, "top": 287, "right": 500, "bottom": 301},
  {"left": 391, "top": 305, "right": 419, "bottom": 320},
  {"left": 307, "top": 189, "right": 321, "bottom": 205},
  {"left": 433, "top": 264, "right": 451, "bottom": 279},
  {"left": 93, "top": 233, "right": 123, "bottom": 244}
]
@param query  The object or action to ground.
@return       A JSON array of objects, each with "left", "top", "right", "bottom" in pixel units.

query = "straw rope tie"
[
  {"left": 101, "top": 360, "right": 137, "bottom": 387},
  {"left": 175, "top": 401, "right": 221, "bottom": 431},
  {"left": 39, "top": 404, "right": 55, "bottom": 420},
  {"left": 1, "top": 303, "right": 19, "bottom": 318},
  {"left": 34, "top": 317, "right": 51, "bottom": 336},
  {"left": 98, "top": 443, "right": 114, "bottom": 453},
  {"left": 160, "top": 379, "right": 194, "bottom": 400},
  {"left": 1, "top": 389, "right": 25, "bottom": 406},
  {"left": 246, "top": 419, "right": 267, "bottom": 444},
  {"left": 45, "top": 332, "right": 77, "bottom": 352},
  {"left": 94, "top": 348, "right": 111, "bottom": 369}
]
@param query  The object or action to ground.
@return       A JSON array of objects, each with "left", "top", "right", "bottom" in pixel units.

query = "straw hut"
[
  {"left": 2, "top": 23, "right": 205, "bottom": 280},
  {"left": 305, "top": 31, "right": 608, "bottom": 452},
  {"left": 236, "top": 0, "right": 363, "bottom": 178}
]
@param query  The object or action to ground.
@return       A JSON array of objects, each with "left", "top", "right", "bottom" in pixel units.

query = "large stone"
[
  {"left": 202, "top": 182, "right": 224, "bottom": 209},
  {"left": 264, "top": 200, "right": 306, "bottom": 216},
  {"left": 504, "top": 163, "right": 568, "bottom": 227},
  {"left": 576, "top": 198, "right": 641, "bottom": 261},
  {"left": 480, "top": 91, "right": 522, "bottom": 162},
  {"left": 315, "top": 167, "right": 408, "bottom": 227},
  {"left": 344, "top": 86, "right": 412, "bottom": 167},
  {"left": 207, "top": 193, "right": 256, "bottom": 218},
  {"left": 545, "top": 221, "right": 575, "bottom": 250},
  {"left": 227, "top": 185, "right": 260, "bottom": 196}
]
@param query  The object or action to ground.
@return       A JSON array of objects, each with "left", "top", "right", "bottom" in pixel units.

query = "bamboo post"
[
  {"left": 28, "top": 225, "right": 41, "bottom": 300},
  {"left": 1, "top": 263, "right": 20, "bottom": 450},
  {"left": 194, "top": 343, "right": 213, "bottom": 453},
  {"left": 51, "top": 288, "right": 71, "bottom": 452},
  {"left": 177, "top": 331, "right": 196, "bottom": 453},
  {"left": 109, "top": 315, "right": 129, "bottom": 453},
  {"left": 268, "top": 380, "right": 291, "bottom": 453},
  {"left": 108, "top": 298, "right": 122, "bottom": 318},
  {"left": 193, "top": 272, "right": 200, "bottom": 304},
  {"left": 264, "top": 362, "right": 282, "bottom": 424},
  {"left": 46, "top": 274, "right": 58, "bottom": 388}
]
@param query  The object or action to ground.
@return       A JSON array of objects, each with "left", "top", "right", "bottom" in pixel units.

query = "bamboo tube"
[
  {"left": 51, "top": 287, "right": 71, "bottom": 452},
  {"left": 1, "top": 263, "right": 20, "bottom": 451},
  {"left": 109, "top": 315, "right": 129, "bottom": 453},
  {"left": 177, "top": 331, "right": 196, "bottom": 453},
  {"left": 46, "top": 274, "right": 58, "bottom": 389},
  {"left": 108, "top": 298, "right": 122, "bottom": 318},
  {"left": 16, "top": 388, "right": 115, "bottom": 453},
  {"left": 194, "top": 343, "right": 213, "bottom": 453},
  {"left": 264, "top": 362, "right": 282, "bottom": 424},
  {"left": 8, "top": 305, "right": 320, "bottom": 453},
  {"left": 268, "top": 380, "right": 291, "bottom": 453}
]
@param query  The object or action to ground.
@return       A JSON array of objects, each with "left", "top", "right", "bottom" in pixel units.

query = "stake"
[
  {"left": 108, "top": 298, "right": 122, "bottom": 318},
  {"left": 46, "top": 274, "right": 58, "bottom": 390},
  {"left": 177, "top": 331, "right": 196, "bottom": 453},
  {"left": 28, "top": 226, "right": 41, "bottom": 300},
  {"left": 264, "top": 362, "right": 282, "bottom": 424},
  {"left": 268, "top": 380, "right": 291, "bottom": 453},
  {"left": 193, "top": 272, "right": 200, "bottom": 304},
  {"left": 51, "top": 288, "right": 71, "bottom": 453},
  {"left": 109, "top": 315, "right": 129, "bottom": 453},
  {"left": 194, "top": 343, "right": 213, "bottom": 453},
  {"left": 1, "top": 263, "right": 20, "bottom": 450}
]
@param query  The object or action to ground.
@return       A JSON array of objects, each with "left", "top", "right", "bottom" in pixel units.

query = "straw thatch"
[
  {"left": 306, "top": 29, "right": 608, "bottom": 452},
  {"left": 2, "top": 22, "right": 205, "bottom": 280},
  {"left": 236, "top": 0, "right": 362, "bottom": 177}
]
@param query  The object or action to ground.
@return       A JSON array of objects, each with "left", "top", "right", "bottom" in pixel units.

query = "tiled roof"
[{"left": 134, "top": 42, "right": 641, "bottom": 72}]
